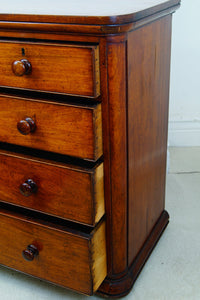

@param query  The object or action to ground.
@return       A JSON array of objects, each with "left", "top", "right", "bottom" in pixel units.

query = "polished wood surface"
[
  {"left": 0, "top": 4, "right": 179, "bottom": 36},
  {"left": 0, "top": 1, "right": 180, "bottom": 297},
  {"left": 22, "top": 244, "right": 39, "bottom": 261},
  {"left": 127, "top": 15, "right": 172, "bottom": 263},
  {"left": 0, "top": 208, "right": 107, "bottom": 295},
  {"left": 17, "top": 117, "right": 36, "bottom": 135},
  {"left": 0, "top": 95, "right": 103, "bottom": 161},
  {"left": 0, "top": 41, "right": 100, "bottom": 97},
  {"left": 105, "top": 41, "right": 127, "bottom": 275},
  {"left": 20, "top": 179, "right": 38, "bottom": 197},
  {"left": 0, "top": 150, "right": 104, "bottom": 226},
  {"left": 98, "top": 211, "right": 169, "bottom": 297},
  {"left": 12, "top": 59, "right": 32, "bottom": 76},
  {"left": 99, "top": 15, "right": 174, "bottom": 297},
  {"left": 0, "top": 0, "right": 180, "bottom": 26}
]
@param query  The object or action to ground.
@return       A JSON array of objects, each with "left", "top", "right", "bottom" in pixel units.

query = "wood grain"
[
  {"left": 0, "top": 0, "right": 180, "bottom": 25},
  {"left": 0, "top": 208, "right": 107, "bottom": 295},
  {"left": 0, "top": 2, "right": 180, "bottom": 297},
  {"left": 99, "top": 14, "right": 174, "bottom": 296},
  {"left": 0, "top": 41, "right": 100, "bottom": 97},
  {"left": 90, "top": 221, "right": 107, "bottom": 292},
  {"left": 0, "top": 95, "right": 102, "bottom": 161},
  {"left": 98, "top": 211, "right": 169, "bottom": 297},
  {"left": 106, "top": 40, "right": 128, "bottom": 275},
  {"left": 0, "top": 150, "right": 104, "bottom": 226},
  {"left": 0, "top": 5, "right": 180, "bottom": 36},
  {"left": 127, "top": 15, "right": 172, "bottom": 263},
  {"left": 97, "top": 37, "right": 113, "bottom": 276}
]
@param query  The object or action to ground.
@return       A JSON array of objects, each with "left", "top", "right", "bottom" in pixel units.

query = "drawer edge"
[{"left": 90, "top": 221, "right": 107, "bottom": 293}]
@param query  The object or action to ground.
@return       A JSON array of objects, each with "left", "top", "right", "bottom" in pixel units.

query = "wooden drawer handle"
[
  {"left": 20, "top": 179, "right": 38, "bottom": 197},
  {"left": 22, "top": 245, "right": 39, "bottom": 261},
  {"left": 12, "top": 59, "right": 32, "bottom": 76},
  {"left": 17, "top": 117, "right": 36, "bottom": 135}
]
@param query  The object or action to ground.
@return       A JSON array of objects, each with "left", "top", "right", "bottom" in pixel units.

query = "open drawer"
[{"left": 0, "top": 207, "right": 107, "bottom": 295}]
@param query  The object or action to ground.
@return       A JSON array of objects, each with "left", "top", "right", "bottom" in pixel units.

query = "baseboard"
[{"left": 168, "top": 121, "right": 200, "bottom": 146}]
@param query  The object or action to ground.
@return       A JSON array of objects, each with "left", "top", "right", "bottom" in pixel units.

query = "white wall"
[{"left": 169, "top": 0, "right": 200, "bottom": 146}]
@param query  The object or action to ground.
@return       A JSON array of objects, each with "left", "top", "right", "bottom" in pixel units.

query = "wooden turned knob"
[
  {"left": 12, "top": 59, "right": 32, "bottom": 76},
  {"left": 20, "top": 179, "right": 38, "bottom": 197},
  {"left": 17, "top": 117, "right": 36, "bottom": 135},
  {"left": 22, "top": 245, "right": 39, "bottom": 261}
]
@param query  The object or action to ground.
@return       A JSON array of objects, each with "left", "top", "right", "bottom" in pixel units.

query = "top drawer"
[{"left": 0, "top": 41, "right": 100, "bottom": 98}]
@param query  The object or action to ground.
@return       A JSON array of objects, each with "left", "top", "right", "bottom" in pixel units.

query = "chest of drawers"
[{"left": 0, "top": 0, "right": 180, "bottom": 297}]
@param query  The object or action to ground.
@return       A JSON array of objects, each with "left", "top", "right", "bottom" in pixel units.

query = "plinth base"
[{"left": 98, "top": 210, "right": 169, "bottom": 298}]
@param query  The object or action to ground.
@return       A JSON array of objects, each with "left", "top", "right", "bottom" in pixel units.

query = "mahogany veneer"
[
  {"left": 0, "top": 95, "right": 103, "bottom": 160},
  {"left": 0, "top": 150, "right": 104, "bottom": 226},
  {"left": 0, "top": 207, "right": 107, "bottom": 295},
  {"left": 0, "top": 41, "right": 100, "bottom": 97},
  {"left": 0, "top": 0, "right": 180, "bottom": 297}
]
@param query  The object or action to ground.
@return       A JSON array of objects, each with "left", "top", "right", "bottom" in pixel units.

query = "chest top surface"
[{"left": 0, "top": 0, "right": 180, "bottom": 24}]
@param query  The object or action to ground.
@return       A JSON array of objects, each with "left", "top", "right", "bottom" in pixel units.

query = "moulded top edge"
[{"left": 0, "top": 0, "right": 181, "bottom": 25}]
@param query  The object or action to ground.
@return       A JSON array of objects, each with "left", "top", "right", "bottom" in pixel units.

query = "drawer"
[
  {"left": 0, "top": 41, "right": 100, "bottom": 97},
  {"left": 0, "top": 150, "right": 104, "bottom": 226},
  {"left": 0, "top": 95, "right": 102, "bottom": 161},
  {"left": 0, "top": 207, "right": 107, "bottom": 295}
]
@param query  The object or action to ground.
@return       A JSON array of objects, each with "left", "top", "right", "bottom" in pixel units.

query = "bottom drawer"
[{"left": 0, "top": 207, "right": 107, "bottom": 295}]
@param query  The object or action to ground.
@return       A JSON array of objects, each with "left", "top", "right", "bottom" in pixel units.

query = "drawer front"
[
  {"left": 0, "top": 41, "right": 100, "bottom": 97},
  {"left": 0, "top": 95, "right": 102, "bottom": 161},
  {"left": 0, "top": 150, "right": 104, "bottom": 226},
  {"left": 0, "top": 209, "right": 107, "bottom": 295}
]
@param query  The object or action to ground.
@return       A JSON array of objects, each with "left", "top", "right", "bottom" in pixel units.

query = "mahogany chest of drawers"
[{"left": 0, "top": 0, "right": 180, "bottom": 297}]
